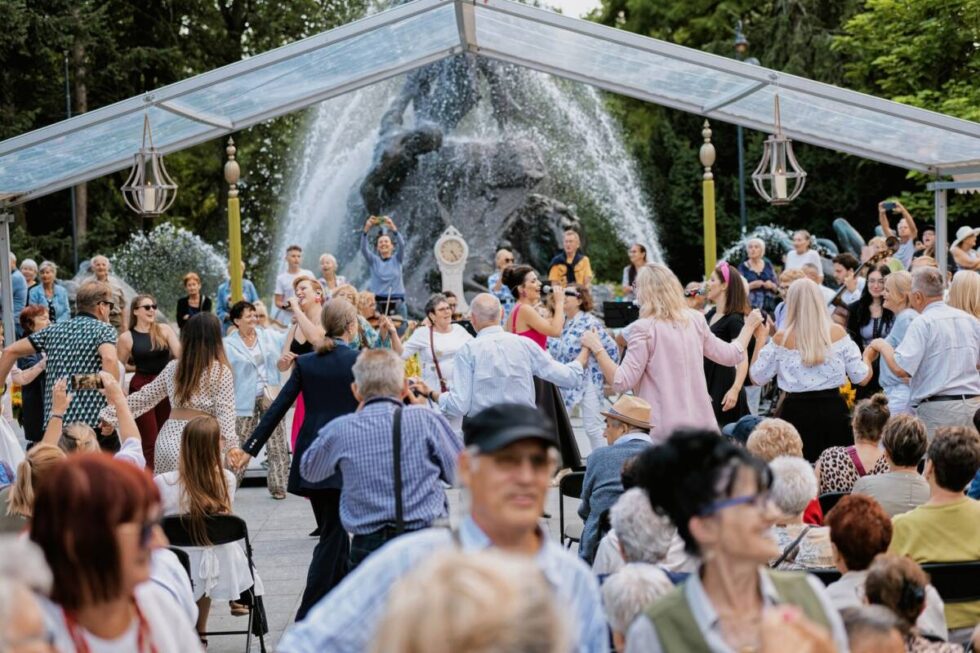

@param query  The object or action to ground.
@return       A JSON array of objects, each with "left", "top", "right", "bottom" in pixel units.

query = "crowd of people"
[{"left": 1, "top": 208, "right": 979, "bottom": 653}]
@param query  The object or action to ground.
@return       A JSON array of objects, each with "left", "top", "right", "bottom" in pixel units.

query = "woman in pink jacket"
[{"left": 582, "top": 263, "right": 763, "bottom": 441}]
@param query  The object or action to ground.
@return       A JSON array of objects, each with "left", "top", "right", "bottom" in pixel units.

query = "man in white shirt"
[
  {"left": 833, "top": 253, "right": 865, "bottom": 306},
  {"left": 870, "top": 266, "right": 980, "bottom": 438},
  {"left": 274, "top": 244, "right": 314, "bottom": 324},
  {"left": 416, "top": 293, "right": 588, "bottom": 419}
]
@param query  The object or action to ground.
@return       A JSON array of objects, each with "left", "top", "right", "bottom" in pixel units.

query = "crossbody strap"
[
  {"left": 429, "top": 328, "right": 448, "bottom": 393},
  {"left": 771, "top": 525, "right": 811, "bottom": 568},
  {"left": 392, "top": 406, "right": 404, "bottom": 534},
  {"left": 846, "top": 445, "right": 868, "bottom": 477}
]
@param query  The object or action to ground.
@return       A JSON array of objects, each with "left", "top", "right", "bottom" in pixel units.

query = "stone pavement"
[{"left": 206, "top": 417, "right": 594, "bottom": 652}]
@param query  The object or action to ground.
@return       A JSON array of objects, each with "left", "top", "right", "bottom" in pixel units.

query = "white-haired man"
[
  {"left": 870, "top": 266, "right": 980, "bottom": 437},
  {"left": 603, "top": 563, "right": 675, "bottom": 653},
  {"left": 89, "top": 254, "right": 126, "bottom": 332}
]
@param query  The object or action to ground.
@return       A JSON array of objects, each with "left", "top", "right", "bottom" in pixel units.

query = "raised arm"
[
  {"left": 526, "top": 337, "right": 587, "bottom": 389},
  {"left": 41, "top": 378, "right": 72, "bottom": 446},
  {"left": 896, "top": 201, "right": 916, "bottom": 240},
  {"left": 100, "top": 362, "right": 171, "bottom": 425},
  {"left": 878, "top": 202, "right": 895, "bottom": 238},
  {"left": 0, "top": 337, "right": 38, "bottom": 393},
  {"left": 11, "top": 353, "right": 46, "bottom": 387},
  {"left": 288, "top": 298, "right": 326, "bottom": 349},
  {"left": 391, "top": 223, "right": 406, "bottom": 263}
]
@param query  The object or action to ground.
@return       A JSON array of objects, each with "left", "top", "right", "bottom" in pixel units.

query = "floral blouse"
[{"left": 548, "top": 311, "right": 618, "bottom": 408}]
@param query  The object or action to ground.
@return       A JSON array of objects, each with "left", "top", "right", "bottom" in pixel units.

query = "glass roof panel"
[
  {"left": 720, "top": 86, "right": 980, "bottom": 169},
  {"left": 473, "top": 9, "right": 748, "bottom": 112},
  {"left": 177, "top": 3, "right": 458, "bottom": 124},
  {"left": 0, "top": 107, "right": 210, "bottom": 195}
]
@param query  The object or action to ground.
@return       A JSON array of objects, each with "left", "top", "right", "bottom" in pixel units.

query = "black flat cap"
[{"left": 463, "top": 404, "right": 557, "bottom": 453}]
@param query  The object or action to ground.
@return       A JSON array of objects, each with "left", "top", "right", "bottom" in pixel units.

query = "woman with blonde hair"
[
  {"left": 331, "top": 283, "right": 391, "bottom": 350},
  {"left": 750, "top": 279, "right": 872, "bottom": 461},
  {"left": 100, "top": 312, "right": 239, "bottom": 473},
  {"left": 371, "top": 551, "right": 567, "bottom": 653},
  {"left": 155, "top": 416, "right": 262, "bottom": 643},
  {"left": 2, "top": 444, "right": 65, "bottom": 530},
  {"left": 117, "top": 293, "right": 181, "bottom": 470},
  {"left": 871, "top": 271, "right": 917, "bottom": 413},
  {"left": 280, "top": 275, "right": 325, "bottom": 452},
  {"left": 947, "top": 269, "right": 980, "bottom": 318},
  {"left": 582, "top": 263, "right": 763, "bottom": 441}
]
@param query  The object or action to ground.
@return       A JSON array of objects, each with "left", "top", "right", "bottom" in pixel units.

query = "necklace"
[{"left": 241, "top": 331, "right": 257, "bottom": 347}]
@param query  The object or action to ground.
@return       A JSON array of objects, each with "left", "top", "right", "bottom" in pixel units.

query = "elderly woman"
[
  {"left": 549, "top": 284, "right": 617, "bottom": 452},
  {"left": 583, "top": 264, "right": 763, "bottom": 442},
  {"left": 318, "top": 253, "right": 346, "bottom": 296},
  {"left": 815, "top": 394, "right": 890, "bottom": 495},
  {"left": 947, "top": 269, "right": 980, "bottom": 318},
  {"left": 176, "top": 272, "right": 213, "bottom": 330},
  {"left": 852, "top": 414, "right": 930, "bottom": 516},
  {"left": 622, "top": 243, "right": 648, "bottom": 300},
  {"left": 750, "top": 279, "right": 872, "bottom": 462},
  {"left": 27, "top": 260, "right": 69, "bottom": 322},
  {"left": 768, "top": 456, "right": 833, "bottom": 570},
  {"left": 950, "top": 226, "right": 980, "bottom": 272},
  {"left": 784, "top": 230, "right": 822, "bottom": 271},
  {"left": 19, "top": 258, "right": 38, "bottom": 290},
  {"left": 604, "top": 563, "right": 675, "bottom": 653},
  {"left": 224, "top": 301, "right": 288, "bottom": 499},
  {"left": 624, "top": 430, "right": 848, "bottom": 652},
  {"left": 873, "top": 271, "right": 916, "bottom": 413},
  {"left": 738, "top": 238, "right": 778, "bottom": 311},
  {"left": 746, "top": 418, "right": 804, "bottom": 461},
  {"left": 866, "top": 555, "right": 957, "bottom": 651}
]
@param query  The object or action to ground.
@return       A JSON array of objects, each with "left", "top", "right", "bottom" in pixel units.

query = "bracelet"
[{"left": 50, "top": 413, "right": 64, "bottom": 420}]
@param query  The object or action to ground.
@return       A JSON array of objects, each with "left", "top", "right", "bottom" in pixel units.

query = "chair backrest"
[
  {"left": 922, "top": 561, "right": 980, "bottom": 603},
  {"left": 559, "top": 471, "right": 585, "bottom": 500},
  {"left": 167, "top": 546, "right": 192, "bottom": 582},
  {"left": 818, "top": 492, "right": 848, "bottom": 516},
  {"left": 162, "top": 514, "right": 249, "bottom": 548},
  {"left": 811, "top": 568, "right": 842, "bottom": 586}
]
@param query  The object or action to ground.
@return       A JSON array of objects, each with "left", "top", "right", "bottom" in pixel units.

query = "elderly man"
[
  {"left": 870, "top": 266, "right": 980, "bottom": 437},
  {"left": 89, "top": 254, "right": 127, "bottom": 332},
  {"left": 487, "top": 248, "right": 515, "bottom": 313},
  {"left": 215, "top": 260, "right": 259, "bottom": 331},
  {"left": 548, "top": 229, "right": 593, "bottom": 287},
  {"left": 603, "top": 564, "right": 675, "bottom": 653},
  {"left": 279, "top": 403, "right": 607, "bottom": 653},
  {"left": 888, "top": 426, "right": 980, "bottom": 640},
  {"left": 301, "top": 349, "right": 461, "bottom": 568},
  {"left": 417, "top": 292, "right": 587, "bottom": 419},
  {"left": 878, "top": 200, "right": 917, "bottom": 269},
  {"left": 577, "top": 395, "right": 653, "bottom": 564},
  {"left": 0, "top": 281, "right": 118, "bottom": 435}
]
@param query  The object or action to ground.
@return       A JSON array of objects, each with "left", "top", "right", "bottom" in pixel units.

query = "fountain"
[{"left": 277, "top": 48, "right": 660, "bottom": 310}]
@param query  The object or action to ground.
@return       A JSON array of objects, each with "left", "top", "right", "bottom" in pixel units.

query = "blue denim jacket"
[{"left": 27, "top": 283, "right": 70, "bottom": 322}]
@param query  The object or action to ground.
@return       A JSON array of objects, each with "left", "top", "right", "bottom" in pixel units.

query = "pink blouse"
[{"left": 614, "top": 310, "right": 745, "bottom": 441}]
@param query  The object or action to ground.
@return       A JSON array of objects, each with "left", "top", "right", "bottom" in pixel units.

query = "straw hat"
[
  {"left": 600, "top": 395, "right": 652, "bottom": 430},
  {"left": 951, "top": 226, "right": 980, "bottom": 250}
]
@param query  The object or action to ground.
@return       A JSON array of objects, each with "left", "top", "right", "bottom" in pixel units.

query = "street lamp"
[
  {"left": 751, "top": 94, "right": 807, "bottom": 205},
  {"left": 734, "top": 21, "right": 760, "bottom": 236},
  {"left": 121, "top": 113, "right": 178, "bottom": 217}
]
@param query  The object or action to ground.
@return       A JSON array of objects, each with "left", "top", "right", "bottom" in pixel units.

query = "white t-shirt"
[
  {"left": 784, "top": 248, "right": 822, "bottom": 271},
  {"left": 400, "top": 324, "right": 474, "bottom": 391},
  {"left": 42, "top": 583, "right": 203, "bottom": 653},
  {"left": 245, "top": 339, "right": 267, "bottom": 396},
  {"left": 274, "top": 268, "right": 314, "bottom": 322},
  {"left": 839, "top": 277, "right": 865, "bottom": 306}
]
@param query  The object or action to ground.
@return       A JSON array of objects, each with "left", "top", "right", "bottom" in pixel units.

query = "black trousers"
[
  {"left": 348, "top": 526, "right": 417, "bottom": 571},
  {"left": 295, "top": 489, "right": 349, "bottom": 621}
]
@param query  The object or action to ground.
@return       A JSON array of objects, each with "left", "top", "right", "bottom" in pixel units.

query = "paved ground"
[{"left": 207, "top": 417, "right": 593, "bottom": 652}]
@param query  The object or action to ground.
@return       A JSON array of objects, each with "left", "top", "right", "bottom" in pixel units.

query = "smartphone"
[
  {"left": 882, "top": 201, "right": 896, "bottom": 213},
  {"left": 70, "top": 373, "right": 104, "bottom": 391}
]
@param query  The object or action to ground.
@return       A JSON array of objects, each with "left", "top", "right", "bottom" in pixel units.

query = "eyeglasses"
[
  {"left": 700, "top": 491, "right": 771, "bottom": 516},
  {"left": 99, "top": 300, "right": 115, "bottom": 310},
  {"left": 139, "top": 304, "right": 158, "bottom": 311},
  {"left": 139, "top": 515, "right": 162, "bottom": 549}
]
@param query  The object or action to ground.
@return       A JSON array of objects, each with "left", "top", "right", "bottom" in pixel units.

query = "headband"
[{"left": 716, "top": 260, "right": 731, "bottom": 285}]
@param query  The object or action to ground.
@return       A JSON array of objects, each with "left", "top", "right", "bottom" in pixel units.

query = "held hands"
[
  {"left": 227, "top": 448, "right": 251, "bottom": 472},
  {"left": 580, "top": 329, "right": 603, "bottom": 353},
  {"left": 745, "top": 309, "right": 765, "bottom": 332},
  {"left": 278, "top": 351, "right": 297, "bottom": 371}
]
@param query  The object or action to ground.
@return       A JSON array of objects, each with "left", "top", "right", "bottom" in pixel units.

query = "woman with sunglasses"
[
  {"left": 117, "top": 294, "right": 181, "bottom": 471},
  {"left": 703, "top": 262, "right": 752, "bottom": 428},
  {"left": 624, "top": 429, "right": 848, "bottom": 652},
  {"left": 549, "top": 284, "right": 617, "bottom": 453},
  {"left": 30, "top": 454, "right": 203, "bottom": 652}
]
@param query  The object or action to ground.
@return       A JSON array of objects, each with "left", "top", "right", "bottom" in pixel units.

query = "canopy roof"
[{"left": 2, "top": 0, "right": 979, "bottom": 206}]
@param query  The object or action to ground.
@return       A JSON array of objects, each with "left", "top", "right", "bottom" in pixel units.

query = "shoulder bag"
[{"left": 429, "top": 328, "right": 449, "bottom": 393}]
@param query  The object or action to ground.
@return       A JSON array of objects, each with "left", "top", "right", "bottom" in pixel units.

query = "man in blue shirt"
[
  {"left": 360, "top": 215, "right": 407, "bottom": 322},
  {"left": 301, "top": 348, "right": 461, "bottom": 568},
  {"left": 8, "top": 253, "right": 27, "bottom": 337},
  {"left": 280, "top": 403, "right": 607, "bottom": 653},
  {"left": 215, "top": 261, "right": 260, "bottom": 332}
]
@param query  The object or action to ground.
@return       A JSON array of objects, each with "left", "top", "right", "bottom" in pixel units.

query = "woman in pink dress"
[{"left": 582, "top": 263, "right": 763, "bottom": 442}]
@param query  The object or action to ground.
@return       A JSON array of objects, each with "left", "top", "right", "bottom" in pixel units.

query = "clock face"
[{"left": 439, "top": 239, "right": 465, "bottom": 264}]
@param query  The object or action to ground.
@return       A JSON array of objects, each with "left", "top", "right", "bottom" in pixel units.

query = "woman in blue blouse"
[
  {"left": 549, "top": 284, "right": 618, "bottom": 454},
  {"left": 738, "top": 238, "right": 779, "bottom": 312},
  {"left": 27, "top": 260, "right": 70, "bottom": 322}
]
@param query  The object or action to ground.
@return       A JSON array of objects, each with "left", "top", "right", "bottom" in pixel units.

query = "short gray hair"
[
  {"left": 20, "top": 258, "right": 37, "bottom": 273},
  {"left": 0, "top": 537, "right": 52, "bottom": 629},
  {"left": 912, "top": 266, "right": 944, "bottom": 298},
  {"left": 769, "top": 456, "right": 817, "bottom": 517},
  {"left": 746, "top": 238, "right": 765, "bottom": 252},
  {"left": 469, "top": 293, "right": 502, "bottom": 325},
  {"left": 353, "top": 349, "right": 404, "bottom": 398},
  {"left": 7, "top": 252, "right": 14, "bottom": 265},
  {"left": 611, "top": 488, "right": 676, "bottom": 564},
  {"left": 38, "top": 260, "right": 57, "bottom": 275},
  {"left": 601, "top": 563, "right": 674, "bottom": 634},
  {"left": 841, "top": 605, "right": 902, "bottom": 648}
]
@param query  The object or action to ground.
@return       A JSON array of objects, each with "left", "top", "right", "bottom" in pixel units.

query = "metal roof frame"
[{"left": 2, "top": 0, "right": 979, "bottom": 207}]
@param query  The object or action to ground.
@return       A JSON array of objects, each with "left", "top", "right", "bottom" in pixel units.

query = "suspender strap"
[{"left": 392, "top": 406, "right": 404, "bottom": 535}]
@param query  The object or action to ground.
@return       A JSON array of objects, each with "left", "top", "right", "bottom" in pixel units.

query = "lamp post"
[
  {"left": 734, "top": 21, "right": 760, "bottom": 236},
  {"left": 701, "top": 120, "right": 717, "bottom": 278},
  {"left": 225, "top": 138, "right": 243, "bottom": 303}
]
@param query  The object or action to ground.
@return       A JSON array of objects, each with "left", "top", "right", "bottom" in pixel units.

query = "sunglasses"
[
  {"left": 139, "top": 304, "right": 158, "bottom": 311},
  {"left": 564, "top": 290, "right": 580, "bottom": 298}
]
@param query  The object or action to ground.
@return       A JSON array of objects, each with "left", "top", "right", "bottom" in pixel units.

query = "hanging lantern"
[
  {"left": 121, "top": 113, "right": 178, "bottom": 217},
  {"left": 751, "top": 94, "right": 806, "bottom": 205}
]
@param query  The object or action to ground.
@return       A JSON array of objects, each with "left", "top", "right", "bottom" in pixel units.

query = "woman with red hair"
[{"left": 30, "top": 454, "right": 202, "bottom": 652}]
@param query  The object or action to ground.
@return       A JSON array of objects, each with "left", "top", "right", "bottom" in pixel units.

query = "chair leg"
[{"left": 245, "top": 605, "right": 253, "bottom": 653}]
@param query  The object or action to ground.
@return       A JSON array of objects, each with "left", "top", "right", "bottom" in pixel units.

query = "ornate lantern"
[
  {"left": 751, "top": 94, "right": 806, "bottom": 205},
  {"left": 121, "top": 113, "right": 178, "bottom": 216}
]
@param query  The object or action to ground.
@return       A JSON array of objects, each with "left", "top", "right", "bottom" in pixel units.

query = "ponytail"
[{"left": 8, "top": 444, "right": 65, "bottom": 518}]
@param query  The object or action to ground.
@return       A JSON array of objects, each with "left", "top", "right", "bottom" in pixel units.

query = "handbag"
[
  {"left": 261, "top": 385, "right": 281, "bottom": 410},
  {"left": 429, "top": 327, "right": 449, "bottom": 393}
]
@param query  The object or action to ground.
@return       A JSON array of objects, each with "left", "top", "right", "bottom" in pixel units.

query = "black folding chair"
[
  {"left": 810, "top": 568, "right": 842, "bottom": 586},
  {"left": 818, "top": 491, "right": 848, "bottom": 516},
  {"left": 161, "top": 515, "right": 266, "bottom": 653},
  {"left": 922, "top": 561, "right": 980, "bottom": 604},
  {"left": 558, "top": 471, "right": 585, "bottom": 547}
]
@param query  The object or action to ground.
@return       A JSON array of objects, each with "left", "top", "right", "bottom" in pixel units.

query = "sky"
[{"left": 545, "top": 0, "right": 602, "bottom": 18}]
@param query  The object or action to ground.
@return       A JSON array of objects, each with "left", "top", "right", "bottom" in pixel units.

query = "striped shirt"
[
  {"left": 437, "top": 325, "right": 584, "bottom": 418},
  {"left": 300, "top": 397, "right": 461, "bottom": 534}
]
